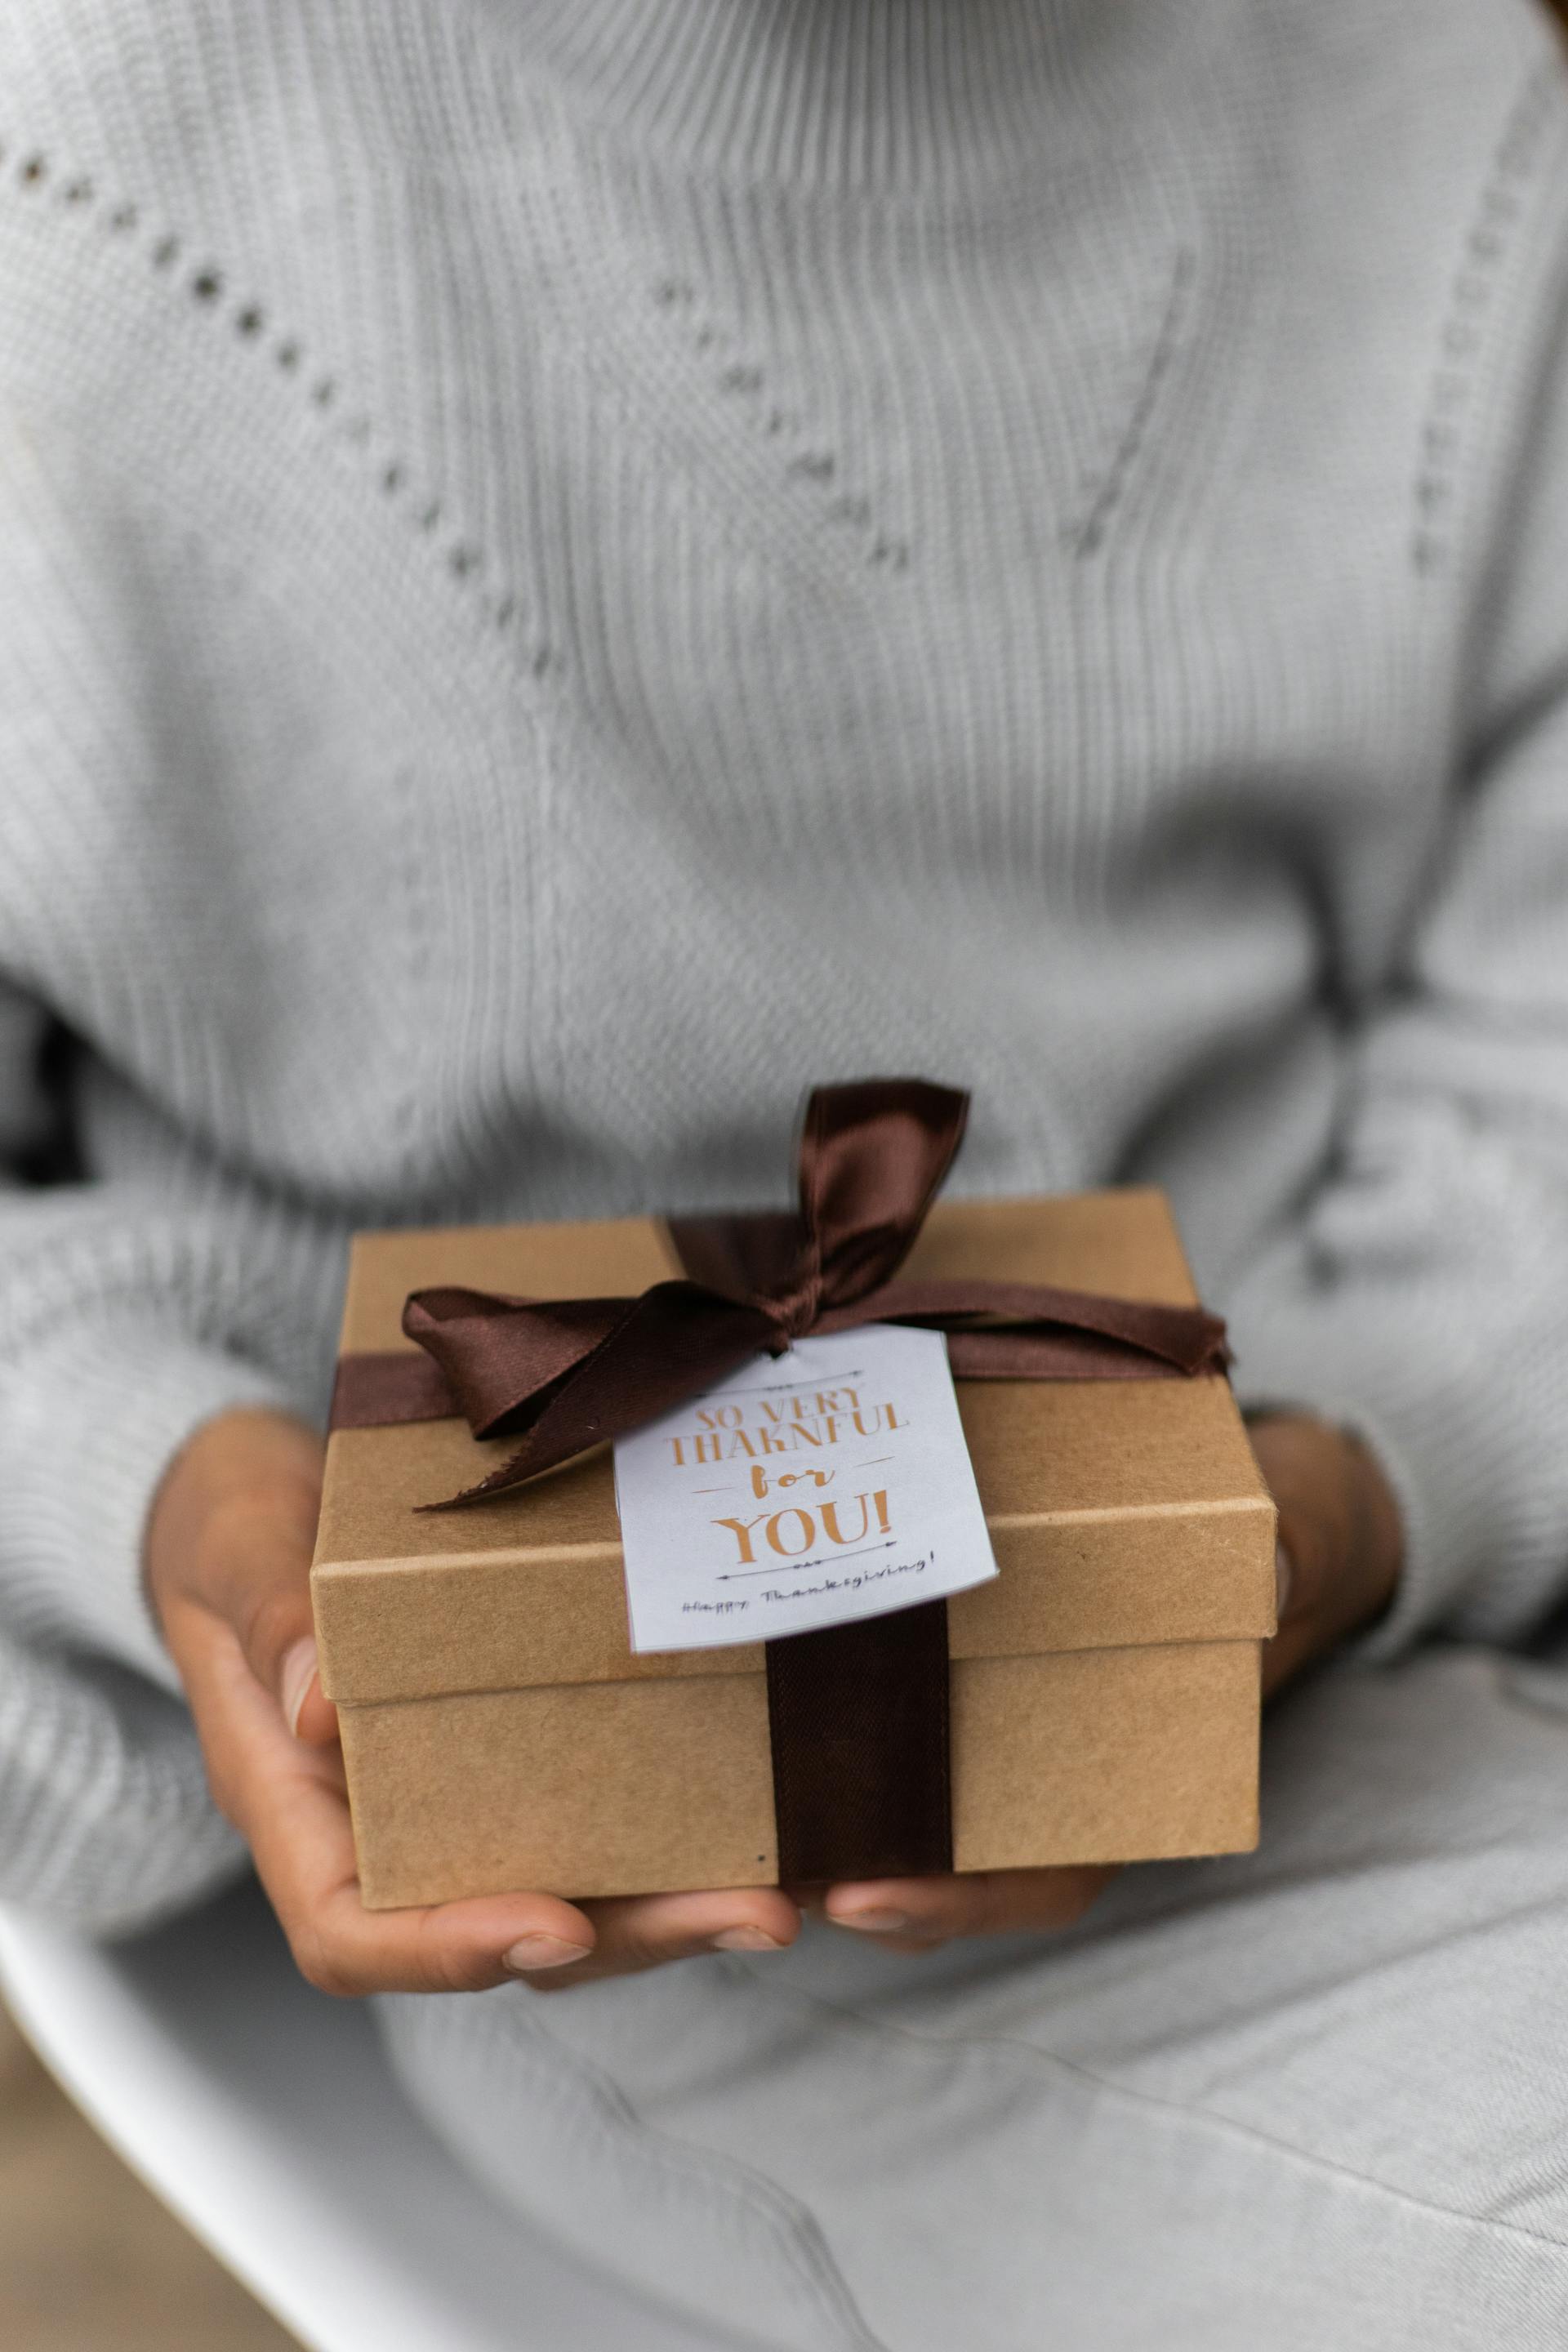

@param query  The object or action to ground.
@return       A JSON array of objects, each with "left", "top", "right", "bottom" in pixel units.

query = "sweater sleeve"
[
  {"left": 0, "top": 422, "right": 341, "bottom": 1932},
  {"left": 0, "top": 1189, "right": 310, "bottom": 1696},
  {"left": 0, "top": 405, "right": 338, "bottom": 1704},
  {"left": 1224, "top": 226, "right": 1568, "bottom": 1659},
  {"left": 0, "top": 1628, "right": 246, "bottom": 1935}
]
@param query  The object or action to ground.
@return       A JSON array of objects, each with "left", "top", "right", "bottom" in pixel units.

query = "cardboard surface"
[
  {"left": 342, "top": 1643, "right": 1261, "bottom": 1908},
  {"left": 314, "top": 1190, "right": 1277, "bottom": 1904}
]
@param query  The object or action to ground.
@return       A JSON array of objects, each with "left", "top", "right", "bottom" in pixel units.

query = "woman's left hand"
[{"left": 817, "top": 1410, "right": 1404, "bottom": 1953}]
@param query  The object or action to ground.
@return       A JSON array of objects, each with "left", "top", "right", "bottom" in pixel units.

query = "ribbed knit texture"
[{"left": 3, "top": 0, "right": 1568, "bottom": 1931}]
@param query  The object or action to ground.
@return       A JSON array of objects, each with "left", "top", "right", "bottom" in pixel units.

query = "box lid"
[{"left": 314, "top": 1192, "right": 1276, "bottom": 1706}]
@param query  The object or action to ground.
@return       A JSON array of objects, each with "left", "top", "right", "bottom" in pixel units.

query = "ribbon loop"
[{"left": 797, "top": 1078, "right": 969, "bottom": 1308}]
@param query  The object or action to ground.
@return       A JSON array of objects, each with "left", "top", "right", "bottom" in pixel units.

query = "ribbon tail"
[{"left": 817, "top": 1276, "right": 1230, "bottom": 1378}]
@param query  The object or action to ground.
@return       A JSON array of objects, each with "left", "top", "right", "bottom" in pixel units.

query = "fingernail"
[
  {"left": 280, "top": 1637, "right": 318, "bottom": 1737},
  {"left": 830, "top": 1908, "right": 911, "bottom": 1934},
  {"left": 503, "top": 1936, "right": 591, "bottom": 1973},
  {"left": 710, "top": 1927, "right": 786, "bottom": 1953},
  {"left": 1275, "top": 1540, "right": 1294, "bottom": 1619}
]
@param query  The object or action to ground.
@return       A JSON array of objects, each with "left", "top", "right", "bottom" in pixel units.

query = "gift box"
[{"left": 312, "top": 1180, "right": 1277, "bottom": 1909}]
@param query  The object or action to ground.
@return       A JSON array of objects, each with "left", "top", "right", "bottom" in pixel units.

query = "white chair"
[{"left": 0, "top": 1876, "right": 750, "bottom": 2352}]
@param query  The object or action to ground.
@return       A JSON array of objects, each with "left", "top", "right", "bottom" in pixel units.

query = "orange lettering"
[
  {"left": 819, "top": 1493, "right": 872, "bottom": 1546},
  {"left": 712, "top": 1512, "right": 769, "bottom": 1566},
  {"left": 765, "top": 1508, "right": 817, "bottom": 1557}
]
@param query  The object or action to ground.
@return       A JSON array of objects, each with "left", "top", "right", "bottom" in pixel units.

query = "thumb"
[
  {"left": 148, "top": 1408, "right": 337, "bottom": 1744},
  {"left": 212, "top": 1482, "right": 338, "bottom": 1744}
]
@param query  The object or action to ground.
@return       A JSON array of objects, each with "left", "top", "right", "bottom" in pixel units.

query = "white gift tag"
[{"left": 612, "top": 1323, "right": 998, "bottom": 1654}]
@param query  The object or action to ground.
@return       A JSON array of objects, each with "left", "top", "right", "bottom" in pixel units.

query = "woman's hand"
[
  {"left": 146, "top": 1405, "right": 1401, "bottom": 1982},
  {"left": 145, "top": 1407, "right": 800, "bottom": 1997},
  {"left": 817, "top": 1410, "right": 1405, "bottom": 1953}
]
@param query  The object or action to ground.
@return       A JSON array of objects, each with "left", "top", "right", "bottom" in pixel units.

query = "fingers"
[
  {"left": 279, "top": 1633, "right": 336, "bottom": 1744},
  {"left": 181, "top": 1616, "right": 599, "bottom": 1993},
  {"left": 178, "top": 1597, "right": 804, "bottom": 1996},
  {"left": 821, "top": 1866, "right": 1114, "bottom": 1953},
  {"left": 272, "top": 1837, "right": 598, "bottom": 1999},
  {"left": 1247, "top": 1414, "right": 1403, "bottom": 1698},
  {"left": 149, "top": 1409, "right": 807, "bottom": 1998},
  {"left": 519, "top": 1886, "right": 803, "bottom": 1993},
  {"left": 1262, "top": 1537, "right": 1314, "bottom": 1699}
]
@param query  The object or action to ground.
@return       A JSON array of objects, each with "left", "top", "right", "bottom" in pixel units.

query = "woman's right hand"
[{"left": 144, "top": 1406, "right": 800, "bottom": 1996}]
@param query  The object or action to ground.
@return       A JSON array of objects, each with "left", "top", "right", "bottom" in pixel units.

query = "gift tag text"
[{"left": 612, "top": 1324, "right": 997, "bottom": 1653}]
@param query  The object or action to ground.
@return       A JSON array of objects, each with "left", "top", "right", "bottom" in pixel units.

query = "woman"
[{"left": 6, "top": 0, "right": 1568, "bottom": 2341}]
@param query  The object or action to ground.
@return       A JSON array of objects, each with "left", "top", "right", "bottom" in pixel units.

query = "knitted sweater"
[{"left": 4, "top": 0, "right": 1568, "bottom": 1932}]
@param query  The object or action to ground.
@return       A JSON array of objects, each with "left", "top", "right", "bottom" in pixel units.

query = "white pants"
[{"left": 379, "top": 1648, "right": 1568, "bottom": 2350}]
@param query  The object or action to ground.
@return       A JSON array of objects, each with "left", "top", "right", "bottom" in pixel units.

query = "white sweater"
[{"left": 4, "top": 0, "right": 1568, "bottom": 1930}]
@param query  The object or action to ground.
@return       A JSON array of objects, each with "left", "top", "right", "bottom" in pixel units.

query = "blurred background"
[{"left": 0, "top": 1994, "right": 291, "bottom": 2351}]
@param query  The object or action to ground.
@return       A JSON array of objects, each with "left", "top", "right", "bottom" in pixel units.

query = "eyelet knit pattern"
[
  {"left": 1412, "top": 53, "right": 1559, "bottom": 576},
  {"left": 2, "top": 125, "right": 558, "bottom": 674}
]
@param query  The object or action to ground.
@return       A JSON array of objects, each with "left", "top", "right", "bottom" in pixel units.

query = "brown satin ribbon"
[
  {"left": 764, "top": 1601, "right": 954, "bottom": 1882},
  {"left": 331, "top": 1080, "right": 1228, "bottom": 1494},
  {"left": 329, "top": 1080, "right": 1231, "bottom": 1886}
]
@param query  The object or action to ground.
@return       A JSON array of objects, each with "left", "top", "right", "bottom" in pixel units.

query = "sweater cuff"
[{"left": 3, "top": 1318, "right": 302, "bottom": 1692}]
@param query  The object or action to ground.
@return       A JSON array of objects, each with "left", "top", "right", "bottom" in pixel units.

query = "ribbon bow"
[{"left": 332, "top": 1080, "right": 1229, "bottom": 1508}]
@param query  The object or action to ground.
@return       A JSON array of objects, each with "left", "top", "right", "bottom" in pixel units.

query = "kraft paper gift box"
[{"left": 312, "top": 1188, "right": 1277, "bottom": 1909}]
